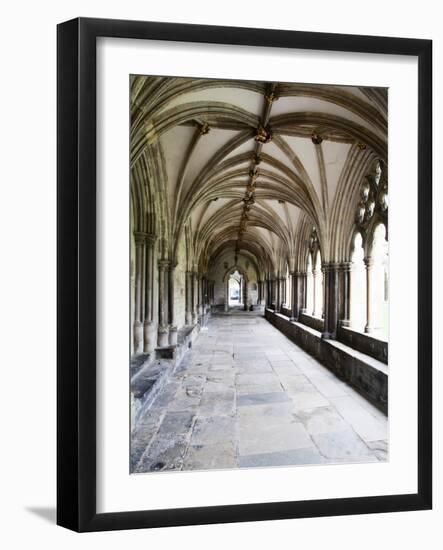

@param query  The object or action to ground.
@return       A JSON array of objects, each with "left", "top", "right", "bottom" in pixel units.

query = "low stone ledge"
[
  {"left": 299, "top": 312, "right": 325, "bottom": 333},
  {"left": 131, "top": 321, "right": 203, "bottom": 429},
  {"left": 338, "top": 325, "right": 388, "bottom": 364},
  {"left": 265, "top": 309, "right": 388, "bottom": 414}
]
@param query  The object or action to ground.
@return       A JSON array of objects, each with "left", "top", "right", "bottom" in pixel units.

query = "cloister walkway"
[{"left": 132, "top": 311, "right": 387, "bottom": 473}]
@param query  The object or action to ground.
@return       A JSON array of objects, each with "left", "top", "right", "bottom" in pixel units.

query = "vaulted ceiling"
[{"left": 130, "top": 76, "right": 387, "bottom": 274}]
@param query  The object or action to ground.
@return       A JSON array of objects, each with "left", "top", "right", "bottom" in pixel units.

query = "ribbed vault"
[{"left": 131, "top": 75, "right": 387, "bottom": 279}]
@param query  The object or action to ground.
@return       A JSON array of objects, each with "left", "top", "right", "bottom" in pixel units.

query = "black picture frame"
[{"left": 57, "top": 17, "right": 432, "bottom": 532}]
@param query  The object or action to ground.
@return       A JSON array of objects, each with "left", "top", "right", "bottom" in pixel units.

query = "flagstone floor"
[{"left": 131, "top": 311, "right": 388, "bottom": 473}]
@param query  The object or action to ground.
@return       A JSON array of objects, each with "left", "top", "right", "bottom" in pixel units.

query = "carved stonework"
[
  {"left": 255, "top": 125, "right": 272, "bottom": 144},
  {"left": 355, "top": 160, "right": 388, "bottom": 233}
]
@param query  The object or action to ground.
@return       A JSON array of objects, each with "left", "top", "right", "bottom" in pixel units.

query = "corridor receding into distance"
[
  {"left": 130, "top": 75, "right": 389, "bottom": 473},
  {"left": 132, "top": 311, "right": 387, "bottom": 472}
]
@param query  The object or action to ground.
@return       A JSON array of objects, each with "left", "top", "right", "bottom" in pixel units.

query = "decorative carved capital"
[
  {"left": 199, "top": 122, "right": 210, "bottom": 135},
  {"left": 339, "top": 262, "right": 353, "bottom": 272},
  {"left": 255, "top": 125, "right": 272, "bottom": 144},
  {"left": 158, "top": 259, "right": 170, "bottom": 270},
  {"left": 133, "top": 231, "right": 148, "bottom": 246},
  {"left": 311, "top": 132, "right": 323, "bottom": 145}
]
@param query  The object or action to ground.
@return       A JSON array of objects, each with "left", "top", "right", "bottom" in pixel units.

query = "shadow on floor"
[{"left": 26, "top": 506, "right": 56, "bottom": 524}]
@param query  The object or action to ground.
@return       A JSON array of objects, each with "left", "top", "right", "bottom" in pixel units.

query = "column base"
[
  {"left": 143, "top": 320, "right": 156, "bottom": 353},
  {"left": 340, "top": 319, "right": 351, "bottom": 328},
  {"left": 133, "top": 321, "right": 143, "bottom": 354},
  {"left": 321, "top": 331, "right": 337, "bottom": 340},
  {"left": 185, "top": 312, "right": 192, "bottom": 325},
  {"left": 168, "top": 325, "right": 178, "bottom": 346},
  {"left": 157, "top": 325, "right": 169, "bottom": 347},
  {"left": 192, "top": 313, "right": 198, "bottom": 324}
]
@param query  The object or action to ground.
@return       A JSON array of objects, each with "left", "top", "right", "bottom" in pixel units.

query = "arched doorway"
[{"left": 228, "top": 270, "right": 243, "bottom": 306}]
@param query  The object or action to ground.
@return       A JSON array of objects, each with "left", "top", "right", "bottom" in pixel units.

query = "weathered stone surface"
[
  {"left": 183, "top": 442, "right": 238, "bottom": 470},
  {"left": 311, "top": 429, "right": 373, "bottom": 460},
  {"left": 239, "top": 422, "right": 313, "bottom": 456},
  {"left": 131, "top": 311, "right": 386, "bottom": 473},
  {"left": 366, "top": 439, "right": 389, "bottom": 461},
  {"left": 237, "top": 392, "right": 291, "bottom": 407},
  {"left": 239, "top": 447, "right": 327, "bottom": 468}
]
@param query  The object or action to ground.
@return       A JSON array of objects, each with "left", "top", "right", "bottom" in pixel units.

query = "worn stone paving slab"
[
  {"left": 296, "top": 406, "right": 349, "bottom": 435},
  {"left": 311, "top": 429, "right": 374, "bottom": 460},
  {"left": 239, "top": 447, "right": 327, "bottom": 468},
  {"left": 190, "top": 415, "right": 237, "bottom": 446},
  {"left": 239, "top": 422, "right": 314, "bottom": 456},
  {"left": 183, "top": 442, "right": 238, "bottom": 470},
  {"left": 330, "top": 396, "right": 388, "bottom": 442},
  {"left": 237, "top": 391, "right": 291, "bottom": 407},
  {"left": 131, "top": 311, "right": 388, "bottom": 473},
  {"left": 366, "top": 439, "right": 389, "bottom": 461}
]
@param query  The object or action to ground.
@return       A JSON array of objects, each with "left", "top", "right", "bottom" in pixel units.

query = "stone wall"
[
  {"left": 209, "top": 251, "right": 260, "bottom": 307},
  {"left": 265, "top": 309, "right": 388, "bottom": 414},
  {"left": 338, "top": 325, "right": 388, "bottom": 364}
]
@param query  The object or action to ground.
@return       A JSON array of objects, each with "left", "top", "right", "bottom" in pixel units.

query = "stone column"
[
  {"left": 275, "top": 276, "right": 281, "bottom": 311},
  {"left": 133, "top": 233, "right": 145, "bottom": 354},
  {"left": 322, "top": 263, "right": 340, "bottom": 339},
  {"left": 185, "top": 271, "right": 193, "bottom": 325},
  {"left": 262, "top": 279, "right": 267, "bottom": 305},
  {"left": 339, "top": 262, "right": 352, "bottom": 328},
  {"left": 243, "top": 279, "right": 248, "bottom": 311},
  {"left": 297, "top": 271, "right": 307, "bottom": 315},
  {"left": 313, "top": 267, "right": 322, "bottom": 317},
  {"left": 157, "top": 259, "right": 169, "bottom": 347},
  {"left": 289, "top": 271, "right": 298, "bottom": 321},
  {"left": 364, "top": 257, "right": 375, "bottom": 333},
  {"left": 191, "top": 272, "right": 198, "bottom": 323},
  {"left": 168, "top": 263, "right": 177, "bottom": 346},
  {"left": 224, "top": 279, "right": 229, "bottom": 312},
  {"left": 143, "top": 234, "right": 157, "bottom": 353},
  {"left": 196, "top": 275, "right": 202, "bottom": 316}
]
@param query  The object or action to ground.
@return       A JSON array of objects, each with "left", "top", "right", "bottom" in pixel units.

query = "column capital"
[
  {"left": 339, "top": 261, "right": 353, "bottom": 271},
  {"left": 364, "top": 256, "right": 375, "bottom": 267},
  {"left": 158, "top": 259, "right": 170, "bottom": 270},
  {"left": 145, "top": 233, "right": 157, "bottom": 245},
  {"left": 289, "top": 270, "right": 297, "bottom": 277},
  {"left": 133, "top": 231, "right": 148, "bottom": 245}
]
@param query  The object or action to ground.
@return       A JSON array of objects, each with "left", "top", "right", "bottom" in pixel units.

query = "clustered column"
[
  {"left": 143, "top": 234, "right": 157, "bottom": 352},
  {"left": 192, "top": 271, "right": 198, "bottom": 323},
  {"left": 157, "top": 259, "right": 169, "bottom": 347},
  {"left": 364, "top": 257, "right": 374, "bottom": 333},
  {"left": 133, "top": 233, "right": 145, "bottom": 354},
  {"left": 168, "top": 263, "right": 177, "bottom": 345},
  {"left": 339, "top": 262, "right": 352, "bottom": 328},
  {"left": 322, "top": 263, "right": 340, "bottom": 339},
  {"left": 289, "top": 271, "right": 298, "bottom": 321},
  {"left": 185, "top": 271, "right": 193, "bottom": 325}
]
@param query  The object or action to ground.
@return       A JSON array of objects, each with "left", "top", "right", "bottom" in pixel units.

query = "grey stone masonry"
[{"left": 131, "top": 310, "right": 387, "bottom": 473}]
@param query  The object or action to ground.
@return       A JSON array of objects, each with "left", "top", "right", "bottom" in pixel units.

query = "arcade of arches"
[{"left": 130, "top": 76, "right": 388, "bottom": 472}]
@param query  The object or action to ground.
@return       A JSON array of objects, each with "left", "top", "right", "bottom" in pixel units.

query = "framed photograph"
[{"left": 57, "top": 17, "right": 432, "bottom": 532}]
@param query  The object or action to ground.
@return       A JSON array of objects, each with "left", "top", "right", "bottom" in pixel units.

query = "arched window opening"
[
  {"left": 313, "top": 251, "right": 323, "bottom": 317},
  {"left": 369, "top": 223, "right": 389, "bottom": 339},
  {"left": 350, "top": 232, "right": 367, "bottom": 331},
  {"left": 306, "top": 253, "right": 314, "bottom": 314}
]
